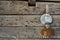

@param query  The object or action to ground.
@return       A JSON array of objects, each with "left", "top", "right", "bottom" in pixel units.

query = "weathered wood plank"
[
  {"left": 45, "top": 0, "right": 60, "bottom": 1},
  {"left": 0, "top": 27, "right": 60, "bottom": 38},
  {"left": 0, "top": 27, "right": 26, "bottom": 39},
  {"left": 0, "top": 38, "right": 15, "bottom": 40},
  {"left": 0, "top": 38, "right": 60, "bottom": 40},
  {"left": 0, "top": 1, "right": 60, "bottom": 14},
  {"left": 0, "top": 15, "right": 60, "bottom": 27},
  {"left": 16, "top": 39, "right": 60, "bottom": 40},
  {"left": 0, "top": 15, "right": 24, "bottom": 26}
]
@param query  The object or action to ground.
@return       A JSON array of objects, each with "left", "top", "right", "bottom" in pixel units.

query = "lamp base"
[{"left": 40, "top": 27, "right": 55, "bottom": 38}]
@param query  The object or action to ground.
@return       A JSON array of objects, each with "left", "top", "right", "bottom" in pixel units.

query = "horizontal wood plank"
[
  {"left": 0, "top": 38, "right": 15, "bottom": 40},
  {"left": 17, "top": 39, "right": 60, "bottom": 40},
  {"left": 0, "top": 27, "right": 60, "bottom": 38},
  {"left": 0, "top": 15, "right": 59, "bottom": 27},
  {"left": 0, "top": 15, "right": 26, "bottom": 26},
  {"left": 0, "top": 1, "right": 60, "bottom": 14}
]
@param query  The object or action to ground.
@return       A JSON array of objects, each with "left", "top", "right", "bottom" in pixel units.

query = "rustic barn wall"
[{"left": 0, "top": 1, "right": 60, "bottom": 40}]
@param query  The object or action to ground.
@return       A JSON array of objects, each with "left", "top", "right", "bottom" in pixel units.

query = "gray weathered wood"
[
  {"left": 0, "top": 1, "right": 60, "bottom": 14},
  {"left": 45, "top": 0, "right": 60, "bottom": 1},
  {"left": 0, "top": 38, "right": 15, "bottom": 40},
  {"left": 0, "top": 27, "right": 60, "bottom": 39},
  {"left": 16, "top": 39, "right": 60, "bottom": 40},
  {"left": 0, "top": 15, "right": 24, "bottom": 26},
  {"left": 0, "top": 1, "right": 60, "bottom": 40},
  {"left": 0, "top": 15, "right": 60, "bottom": 27}
]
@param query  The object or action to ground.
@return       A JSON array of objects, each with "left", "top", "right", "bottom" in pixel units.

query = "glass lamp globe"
[{"left": 40, "top": 14, "right": 52, "bottom": 24}]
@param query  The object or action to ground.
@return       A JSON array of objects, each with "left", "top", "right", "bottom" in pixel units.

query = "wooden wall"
[{"left": 0, "top": 1, "right": 60, "bottom": 40}]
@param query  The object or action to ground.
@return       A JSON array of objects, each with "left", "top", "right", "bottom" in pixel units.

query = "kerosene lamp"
[{"left": 40, "top": 5, "right": 55, "bottom": 38}]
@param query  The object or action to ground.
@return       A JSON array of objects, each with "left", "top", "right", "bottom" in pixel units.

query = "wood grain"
[
  {"left": 0, "top": 1, "right": 60, "bottom": 40},
  {"left": 17, "top": 39, "right": 60, "bottom": 40},
  {"left": 0, "top": 27, "right": 60, "bottom": 38},
  {"left": 0, "top": 15, "right": 59, "bottom": 27},
  {"left": 0, "top": 38, "right": 15, "bottom": 40},
  {"left": 0, "top": 1, "right": 60, "bottom": 14}
]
